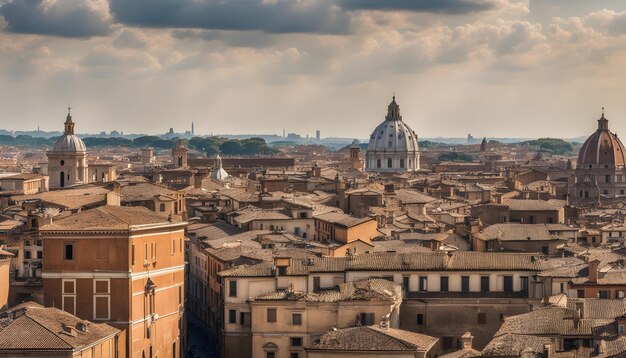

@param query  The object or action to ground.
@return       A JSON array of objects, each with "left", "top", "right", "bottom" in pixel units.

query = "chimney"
[
  {"left": 543, "top": 343, "right": 554, "bottom": 358},
  {"left": 193, "top": 174, "right": 204, "bottom": 189},
  {"left": 575, "top": 301, "right": 584, "bottom": 319},
  {"left": 588, "top": 259, "right": 600, "bottom": 284},
  {"left": 460, "top": 332, "right": 474, "bottom": 350}
]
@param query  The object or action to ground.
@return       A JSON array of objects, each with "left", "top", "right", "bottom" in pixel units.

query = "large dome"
[
  {"left": 367, "top": 97, "right": 419, "bottom": 153},
  {"left": 577, "top": 112, "right": 626, "bottom": 167},
  {"left": 365, "top": 96, "right": 420, "bottom": 172},
  {"left": 51, "top": 113, "right": 86, "bottom": 153},
  {"left": 53, "top": 134, "right": 86, "bottom": 152}
]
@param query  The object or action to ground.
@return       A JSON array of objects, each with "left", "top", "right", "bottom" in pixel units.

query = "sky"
[{"left": 1, "top": 0, "right": 626, "bottom": 139}]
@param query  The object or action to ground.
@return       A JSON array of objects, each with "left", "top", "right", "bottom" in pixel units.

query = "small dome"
[
  {"left": 577, "top": 112, "right": 626, "bottom": 167},
  {"left": 52, "top": 134, "right": 87, "bottom": 152},
  {"left": 367, "top": 97, "right": 419, "bottom": 153}
]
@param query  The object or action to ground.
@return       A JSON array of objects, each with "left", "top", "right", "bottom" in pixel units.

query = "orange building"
[
  {"left": 41, "top": 205, "right": 187, "bottom": 358},
  {"left": 0, "top": 249, "right": 14, "bottom": 310},
  {"left": 314, "top": 212, "right": 379, "bottom": 243}
]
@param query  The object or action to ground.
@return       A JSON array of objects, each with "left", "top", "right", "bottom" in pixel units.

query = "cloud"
[
  {"left": 0, "top": 0, "right": 112, "bottom": 37},
  {"left": 339, "top": 0, "right": 496, "bottom": 14},
  {"left": 109, "top": 0, "right": 350, "bottom": 34}
]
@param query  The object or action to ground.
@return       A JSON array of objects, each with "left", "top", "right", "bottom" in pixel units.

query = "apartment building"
[{"left": 41, "top": 205, "right": 187, "bottom": 358}]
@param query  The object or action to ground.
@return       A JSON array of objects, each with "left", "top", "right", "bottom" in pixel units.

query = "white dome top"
[
  {"left": 367, "top": 97, "right": 419, "bottom": 153},
  {"left": 52, "top": 134, "right": 87, "bottom": 152},
  {"left": 211, "top": 154, "right": 229, "bottom": 181}
]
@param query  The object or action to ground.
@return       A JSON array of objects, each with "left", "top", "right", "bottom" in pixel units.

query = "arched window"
[
  {"left": 585, "top": 191, "right": 589, "bottom": 198},
  {"left": 579, "top": 190, "right": 583, "bottom": 197}
]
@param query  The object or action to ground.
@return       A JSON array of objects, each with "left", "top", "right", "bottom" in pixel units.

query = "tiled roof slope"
[
  {"left": 0, "top": 302, "right": 119, "bottom": 351},
  {"left": 41, "top": 205, "right": 183, "bottom": 231},
  {"left": 307, "top": 326, "right": 438, "bottom": 352},
  {"left": 219, "top": 251, "right": 546, "bottom": 277}
]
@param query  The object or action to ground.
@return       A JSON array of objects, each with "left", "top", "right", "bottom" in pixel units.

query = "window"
[
  {"left": 290, "top": 337, "right": 303, "bottom": 347},
  {"left": 229, "top": 281, "right": 237, "bottom": 297},
  {"left": 24, "top": 251, "right": 31, "bottom": 259},
  {"left": 160, "top": 203, "right": 166, "bottom": 212},
  {"left": 292, "top": 313, "right": 302, "bottom": 325},
  {"left": 419, "top": 277, "right": 427, "bottom": 291},
  {"left": 606, "top": 175, "right": 611, "bottom": 183},
  {"left": 228, "top": 310, "right": 236, "bottom": 323},
  {"left": 599, "top": 290, "right": 610, "bottom": 299},
  {"left": 172, "top": 240, "right": 176, "bottom": 254},
  {"left": 290, "top": 353, "right": 299, "bottom": 358},
  {"left": 503, "top": 276, "right": 513, "bottom": 292},
  {"left": 480, "top": 276, "right": 490, "bottom": 292},
  {"left": 240, "top": 312, "right": 251, "bottom": 326},
  {"left": 387, "top": 158, "right": 392, "bottom": 168},
  {"left": 400, "top": 159, "right": 404, "bottom": 168},
  {"left": 267, "top": 308, "right": 277, "bottom": 323},
  {"left": 477, "top": 313, "right": 487, "bottom": 324},
  {"left": 376, "top": 159, "right": 381, "bottom": 168},
  {"left": 577, "top": 289, "right": 585, "bottom": 298},
  {"left": 64, "top": 243, "right": 74, "bottom": 261},
  {"left": 520, "top": 276, "right": 529, "bottom": 293},
  {"left": 266, "top": 353, "right": 275, "bottom": 358},
  {"left": 313, "top": 277, "right": 320, "bottom": 293},
  {"left": 62, "top": 279, "right": 76, "bottom": 315},
  {"left": 440, "top": 276, "right": 449, "bottom": 292},
  {"left": 416, "top": 314, "right": 424, "bottom": 325},
  {"left": 37, "top": 251, "right": 42, "bottom": 259},
  {"left": 620, "top": 325, "right": 625, "bottom": 335},
  {"left": 360, "top": 313, "right": 374, "bottom": 325},
  {"left": 442, "top": 337, "right": 454, "bottom": 350},
  {"left": 560, "top": 283, "right": 565, "bottom": 293},
  {"left": 461, "top": 276, "right": 470, "bottom": 292},
  {"left": 25, "top": 240, "right": 30, "bottom": 246},
  {"left": 131, "top": 244, "right": 135, "bottom": 265},
  {"left": 151, "top": 242, "right": 157, "bottom": 260}
]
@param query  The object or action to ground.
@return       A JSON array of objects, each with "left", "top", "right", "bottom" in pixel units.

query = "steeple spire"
[
  {"left": 64, "top": 105, "right": 75, "bottom": 135},
  {"left": 598, "top": 106, "right": 609, "bottom": 131},
  {"left": 386, "top": 95, "right": 401, "bottom": 121}
]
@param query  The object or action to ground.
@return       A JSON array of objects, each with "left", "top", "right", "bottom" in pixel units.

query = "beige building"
[
  {"left": 0, "top": 249, "right": 13, "bottom": 309},
  {"left": 0, "top": 301, "right": 120, "bottom": 357},
  {"left": 219, "top": 251, "right": 546, "bottom": 353},
  {"left": 224, "top": 276, "right": 403, "bottom": 358},
  {"left": 41, "top": 205, "right": 187, "bottom": 358},
  {"left": 0, "top": 173, "right": 48, "bottom": 195}
]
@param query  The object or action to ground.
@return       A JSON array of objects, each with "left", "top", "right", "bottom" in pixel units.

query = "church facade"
[
  {"left": 570, "top": 110, "right": 626, "bottom": 203},
  {"left": 45, "top": 110, "right": 116, "bottom": 188},
  {"left": 365, "top": 96, "right": 420, "bottom": 173}
]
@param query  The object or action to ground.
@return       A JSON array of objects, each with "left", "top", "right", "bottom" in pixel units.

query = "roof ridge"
[
  {"left": 367, "top": 326, "right": 419, "bottom": 350},
  {"left": 95, "top": 206, "right": 131, "bottom": 227}
]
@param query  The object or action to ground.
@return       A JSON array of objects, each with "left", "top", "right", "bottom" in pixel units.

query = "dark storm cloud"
[
  {"left": 0, "top": 0, "right": 111, "bottom": 37},
  {"left": 339, "top": 0, "right": 495, "bottom": 14},
  {"left": 109, "top": 0, "right": 350, "bottom": 34}
]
